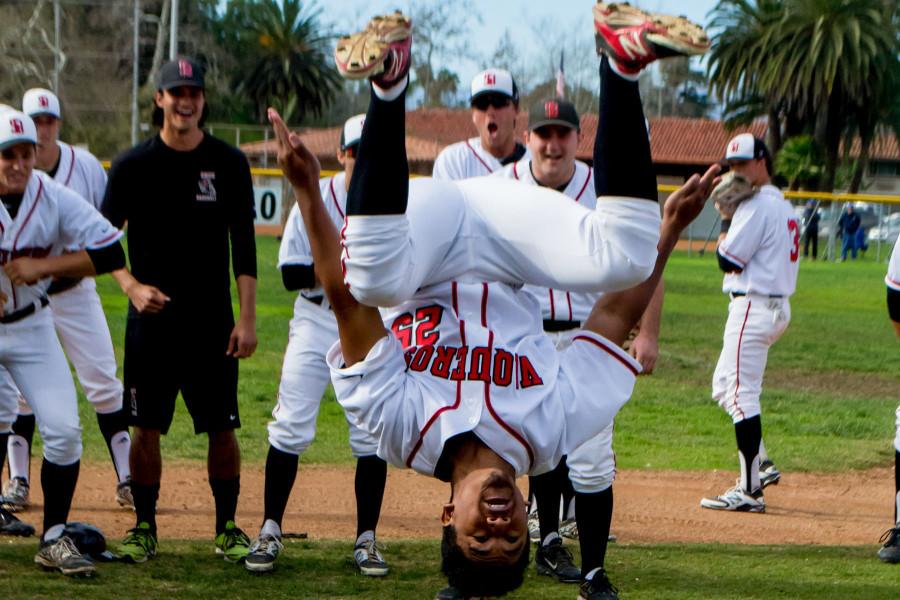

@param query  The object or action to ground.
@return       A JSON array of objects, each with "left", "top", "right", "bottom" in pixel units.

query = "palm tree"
[{"left": 234, "top": 0, "right": 340, "bottom": 124}]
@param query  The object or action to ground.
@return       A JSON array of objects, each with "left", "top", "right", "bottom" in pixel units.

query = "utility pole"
[
  {"left": 169, "top": 0, "right": 179, "bottom": 59},
  {"left": 132, "top": 0, "right": 141, "bottom": 145}
]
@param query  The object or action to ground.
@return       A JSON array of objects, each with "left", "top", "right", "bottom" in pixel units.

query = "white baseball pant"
[
  {"left": 0, "top": 310, "right": 82, "bottom": 465},
  {"left": 268, "top": 297, "right": 378, "bottom": 457},
  {"left": 712, "top": 295, "right": 791, "bottom": 423}
]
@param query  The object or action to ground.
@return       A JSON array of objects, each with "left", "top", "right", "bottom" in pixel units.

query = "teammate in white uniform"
[
  {"left": 244, "top": 115, "right": 390, "bottom": 576},
  {"left": 700, "top": 133, "right": 799, "bottom": 513},
  {"left": 1, "top": 89, "right": 131, "bottom": 513},
  {"left": 276, "top": 7, "right": 713, "bottom": 598},
  {"left": 877, "top": 232, "right": 900, "bottom": 563},
  {"left": 0, "top": 109, "right": 126, "bottom": 576},
  {"left": 432, "top": 68, "right": 529, "bottom": 179}
]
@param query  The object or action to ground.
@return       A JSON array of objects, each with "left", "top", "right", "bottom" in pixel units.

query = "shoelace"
[
  {"left": 357, "top": 538, "right": 386, "bottom": 561},
  {"left": 223, "top": 528, "right": 250, "bottom": 547},
  {"left": 124, "top": 528, "right": 155, "bottom": 552},
  {"left": 879, "top": 526, "right": 900, "bottom": 545},
  {"left": 49, "top": 536, "right": 82, "bottom": 560},
  {"left": 251, "top": 535, "right": 282, "bottom": 554}
]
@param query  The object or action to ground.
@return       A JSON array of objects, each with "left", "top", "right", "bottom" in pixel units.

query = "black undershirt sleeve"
[
  {"left": 86, "top": 241, "right": 126, "bottom": 274},
  {"left": 888, "top": 287, "right": 900, "bottom": 323},
  {"left": 717, "top": 248, "right": 743, "bottom": 273},
  {"left": 101, "top": 157, "right": 128, "bottom": 228},
  {"left": 281, "top": 264, "right": 316, "bottom": 291},
  {"left": 228, "top": 153, "right": 258, "bottom": 279}
]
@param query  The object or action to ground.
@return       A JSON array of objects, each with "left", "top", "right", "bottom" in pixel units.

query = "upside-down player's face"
[
  {"left": 155, "top": 86, "right": 205, "bottom": 134},
  {"left": 527, "top": 125, "right": 580, "bottom": 186},
  {"left": 0, "top": 142, "right": 36, "bottom": 195},
  {"left": 442, "top": 468, "right": 528, "bottom": 564}
]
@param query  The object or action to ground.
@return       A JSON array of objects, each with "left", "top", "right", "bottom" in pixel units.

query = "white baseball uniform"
[
  {"left": 432, "top": 137, "right": 530, "bottom": 180},
  {"left": 330, "top": 177, "right": 659, "bottom": 477},
  {"left": 270, "top": 172, "right": 377, "bottom": 457},
  {"left": 886, "top": 234, "right": 900, "bottom": 453},
  {"left": 0, "top": 171, "right": 123, "bottom": 464},
  {"left": 713, "top": 184, "right": 800, "bottom": 422},
  {"left": 495, "top": 160, "right": 614, "bottom": 493}
]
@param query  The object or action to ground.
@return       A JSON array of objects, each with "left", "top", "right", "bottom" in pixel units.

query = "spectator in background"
[
  {"left": 838, "top": 204, "right": 861, "bottom": 261},
  {"left": 855, "top": 225, "right": 869, "bottom": 259},
  {"left": 802, "top": 200, "right": 820, "bottom": 260}
]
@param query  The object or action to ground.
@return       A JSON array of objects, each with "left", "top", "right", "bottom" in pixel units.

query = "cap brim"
[
  {"left": 25, "top": 110, "right": 59, "bottom": 119},
  {"left": 0, "top": 137, "right": 36, "bottom": 151},
  {"left": 341, "top": 139, "right": 361, "bottom": 150},
  {"left": 725, "top": 154, "right": 754, "bottom": 161},
  {"left": 529, "top": 119, "right": 578, "bottom": 131},
  {"left": 160, "top": 80, "right": 204, "bottom": 91},
  {"left": 470, "top": 90, "right": 515, "bottom": 103}
]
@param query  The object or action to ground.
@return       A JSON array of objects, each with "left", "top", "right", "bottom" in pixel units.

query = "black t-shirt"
[{"left": 102, "top": 133, "right": 257, "bottom": 319}]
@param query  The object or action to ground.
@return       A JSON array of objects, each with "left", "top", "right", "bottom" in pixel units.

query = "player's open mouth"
[
  {"left": 484, "top": 497, "right": 512, "bottom": 514},
  {"left": 175, "top": 108, "right": 194, "bottom": 117},
  {"left": 487, "top": 123, "right": 498, "bottom": 134}
]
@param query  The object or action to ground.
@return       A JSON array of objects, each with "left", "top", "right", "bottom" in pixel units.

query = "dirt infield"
[{"left": 22, "top": 463, "right": 894, "bottom": 545}]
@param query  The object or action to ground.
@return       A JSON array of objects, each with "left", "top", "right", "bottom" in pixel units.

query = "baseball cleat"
[
  {"left": 535, "top": 537, "right": 581, "bottom": 583},
  {"left": 118, "top": 522, "right": 157, "bottom": 563},
  {"left": 244, "top": 533, "right": 284, "bottom": 573},
  {"left": 0, "top": 506, "right": 35, "bottom": 536},
  {"left": 579, "top": 568, "right": 619, "bottom": 599},
  {"left": 527, "top": 505, "right": 540, "bottom": 543},
  {"left": 759, "top": 460, "right": 781, "bottom": 489},
  {"left": 34, "top": 535, "right": 96, "bottom": 577},
  {"left": 877, "top": 525, "right": 900, "bottom": 563},
  {"left": 559, "top": 517, "right": 579, "bottom": 540},
  {"left": 335, "top": 11, "right": 412, "bottom": 87},
  {"left": 700, "top": 482, "right": 766, "bottom": 513},
  {"left": 116, "top": 477, "right": 135, "bottom": 510},
  {"left": 593, "top": 2, "right": 710, "bottom": 75},
  {"left": 214, "top": 520, "right": 251, "bottom": 562},
  {"left": 2, "top": 476, "right": 30, "bottom": 512},
  {"left": 434, "top": 586, "right": 466, "bottom": 600},
  {"left": 354, "top": 534, "right": 389, "bottom": 576}
]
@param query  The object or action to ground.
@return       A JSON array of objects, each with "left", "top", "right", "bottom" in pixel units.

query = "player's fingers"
[
  {"left": 226, "top": 331, "right": 238, "bottom": 356},
  {"left": 268, "top": 108, "right": 290, "bottom": 149},
  {"left": 699, "top": 162, "right": 721, "bottom": 191}
]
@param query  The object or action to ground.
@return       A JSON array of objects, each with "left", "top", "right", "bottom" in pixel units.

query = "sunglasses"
[{"left": 471, "top": 94, "right": 512, "bottom": 111}]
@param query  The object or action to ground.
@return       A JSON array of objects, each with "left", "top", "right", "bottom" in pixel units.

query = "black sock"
[
  {"left": 594, "top": 55, "right": 656, "bottom": 202},
  {"left": 41, "top": 459, "right": 79, "bottom": 534},
  {"left": 735, "top": 416, "right": 762, "bottom": 493},
  {"left": 355, "top": 454, "right": 387, "bottom": 537},
  {"left": 576, "top": 487, "right": 613, "bottom": 577},
  {"left": 894, "top": 450, "right": 899, "bottom": 523},
  {"left": 0, "top": 432, "right": 8, "bottom": 470},
  {"left": 132, "top": 481, "right": 160, "bottom": 532},
  {"left": 96, "top": 409, "right": 129, "bottom": 478},
  {"left": 346, "top": 86, "right": 409, "bottom": 216},
  {"left": 8, "top": 413, "right": 35, "bottom": 479},
  {"left": 263, "top": 445, "right": 299, "bottom": 528},
  {"left": 531, "top": 459, "right": 568, "bottom": 541},
  {"left": 210, "top": 476, "right": 240, "bottom": 534}
]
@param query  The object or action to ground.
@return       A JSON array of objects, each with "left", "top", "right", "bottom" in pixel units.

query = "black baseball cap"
[
  {"left": 528, "top": 98, "right": 580, "bottom": 132},
  {"left": 157, "top": 58, "right": 205, "bottom": 91}
]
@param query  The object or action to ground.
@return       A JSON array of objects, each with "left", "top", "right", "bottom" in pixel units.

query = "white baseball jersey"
[
  {"left": 0, "top": 171, "right": 122, "bottom": 314},
  {"left": 886, "top": 232, "right": 900, "bottom": 292},
  {"left": 494, "top": 159, "right": 599, "bottom": 322},
  {"left": 717, "top": 184, "right": 800, "bottom": 296},
  {"left": 433, "top": 137, "right": 530, "bottom": 180},
  {"left": 49, "top": 141, "right": 108, "bottom": 210}
]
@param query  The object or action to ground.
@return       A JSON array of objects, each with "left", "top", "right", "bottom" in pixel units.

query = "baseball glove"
[{"left": 710, "top": 171, "right": 756, "bottom": 217}]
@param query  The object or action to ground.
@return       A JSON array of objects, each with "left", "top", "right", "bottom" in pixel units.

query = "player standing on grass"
[
  {"left": 0, "top": 108, "right": 126, "bottom": 576},
  {"left": 244, "top": 114, "right": 391, "bottom": 576},
  {"left": 1, "top": 88, "right": 132, "bottom": 514},
  {"left": 700, "top": 134, "right": 799, "bottom": 514},
  {"left": 877, "top": 232, "right": 900, "bottom": 563},
  {"left": 101, "top": 58, "right": 258, "bottom": 564},
  {"left": 282, "top": 5, "right": 713, "bottom": 598},
  {"left": 432, "top": 68, "right": 528, "bottom": 180}
]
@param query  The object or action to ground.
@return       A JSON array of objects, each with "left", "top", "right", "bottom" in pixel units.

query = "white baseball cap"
[
  {"left": 0, "top": 110, "right": 38, "bottom": 151},
  {"left": 470, "top": 68, "right": 518, "bottom": 103},
  {"left": 22, "top": 88, "right": 61, "bottom": 119},
  {"left": 340, "top": 114, "right": 365, "bottom": 150},
  {"left": 0, "top": 104, "right": 13, "bottom": 113},
  {"left": 725, "top": 133, "right": 769, "bottom": 161}
]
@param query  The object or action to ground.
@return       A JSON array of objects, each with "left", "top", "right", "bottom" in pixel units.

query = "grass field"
[{"left": 5, "top": 235, "right": 900, "bottom": 597}]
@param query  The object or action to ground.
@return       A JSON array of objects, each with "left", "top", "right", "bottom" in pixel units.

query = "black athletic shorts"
[{"left": 123, "top": 310, "right": 240, "bottom": 434}]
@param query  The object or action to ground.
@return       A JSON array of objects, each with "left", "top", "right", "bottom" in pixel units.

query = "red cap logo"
[
  {"left": 9, "top": 118, "right": 24, "bottom": 134},
  {"left": 545, "top": 101, "right": 559, "bottom": 118},
  {"left": 730, "top": 142, "right": 740, "bottom": 152},
  {"left": 484, "top": 73, "right": 496, "bottom": 86},
  {"left": 39, "top": 96, "right": 49, "bottom": 108},
  {"left": 178, "top": 60, "right": 193, "bottom": 78}
]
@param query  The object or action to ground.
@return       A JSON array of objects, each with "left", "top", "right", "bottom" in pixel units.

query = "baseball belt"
[{"left": 0, "top": 296, "right": 50, "bottom": 324}]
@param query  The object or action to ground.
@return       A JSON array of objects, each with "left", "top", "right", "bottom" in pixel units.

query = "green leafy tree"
[{"left": 774, "top": 135, "right": 823, "bottom": 190}]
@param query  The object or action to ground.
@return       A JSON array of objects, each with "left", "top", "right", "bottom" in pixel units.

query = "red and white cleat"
[{"left": 334, "top": 11, "right": 412, "bottom": 88}]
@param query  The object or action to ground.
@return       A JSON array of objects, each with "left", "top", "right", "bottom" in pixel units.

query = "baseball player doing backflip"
[
  {"left": 244, "top": 114, "right": 390, "bottom": 576},
  {"left": 1, "top": 89, "right": 131, "bottom": 514},
  {"left": 878, "top": 232, "right": 900, "bottom": 563},
  {"left": 700, "top": 133, "right": 799, "bottom": 513},
  {"left": 276, "top": 5, "right": 713, "bottom": 598},
  {"left": 0, "top": 108, "right": 126, "bottom": 576}
]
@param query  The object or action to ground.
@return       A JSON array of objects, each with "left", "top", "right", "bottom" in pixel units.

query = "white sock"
[
  {"left": 895, "top": 491, "right": 900, "bottom": 526},
  {"left": 541, "top": 531, "right": 560, "bottom": 547},
  {"left": 758, "top": 439, "right": 770, "bottom": 464},
  {"left": 356, "top": 529, "right": 375, "bottom": 546},
  {"left": 372, "top": 74, "right": 409, "bottom": 101},
  {"left": 260, "top": 519, "right": 281, "bottom": 539},
  {"left": 738, "top": 451, "right": 761, "bottom": 494},
  {"left": 43, "top": 523, "right": 65, "bottom": 542},
  {"left": 7, "top": 434, "right": 30, "bottom": 482},
  {"left": 110, "top": 430, "right": 131, "bottom": 482}
]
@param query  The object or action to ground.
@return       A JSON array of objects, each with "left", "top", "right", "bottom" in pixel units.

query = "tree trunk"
[
  {"left": 766, "top": 104, "right": 782, "bottom": 155},
  {"left": 146, "top": 0, "right": 170, "bottom": 90},
  {"left": 849, "top": 137, "right": 871, "bottom": 194}
]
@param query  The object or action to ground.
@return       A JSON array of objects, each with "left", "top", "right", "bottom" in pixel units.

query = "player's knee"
[
  {"left": 569, "top": 469, "right": 615, "bottom": 494},
  {"left": 91, "top": 394, "right": 123, "bottom": 415},
  {"left": 42, "top": 427, "right": 83, "bottom": 465},
  {"left": 268, "top": 431, "right": 312, "bottom": 456}
]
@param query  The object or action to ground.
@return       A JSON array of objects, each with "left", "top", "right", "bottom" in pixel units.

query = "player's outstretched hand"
[
  {"left": 268, "top": 107, "right": 321, "bottom": 194},
  {"left": 662, "top": 163, "right": 721, "bottom": 234},
  {"left": 227, "top": 318, "right": 258, "bottom": 359},
  {"left": 3, "top": 257, "right": 46, "bottom": 286},
  {"left": 126, "top": 282, "right": 170, "bottom": 314}
]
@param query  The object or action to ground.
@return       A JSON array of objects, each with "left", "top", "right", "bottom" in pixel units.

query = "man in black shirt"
[{"left": 102, "top": 58, "right": 258, "bottom": 564}]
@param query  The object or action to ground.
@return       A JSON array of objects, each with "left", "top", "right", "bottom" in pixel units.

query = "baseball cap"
[
  {"left": 340, "top": 114, "right": 365, "bottom": 150},
  {"left": 529, "top": 98, "right": 580, "bottom": 132},
  {"left": 0, "top": 110, "right": 37, "bottom": 151},
  {"left": 157, "top": 58, "right": 205, "bottom": 91},
  {"left": 22, "top": 88, "right": 61, "bottom": 119},
  {"left": 470, "top": 68, "right": 519, "bottom": 104},
  {"left": 725, "top": 133, "right": 770, "bottom": 162}
]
